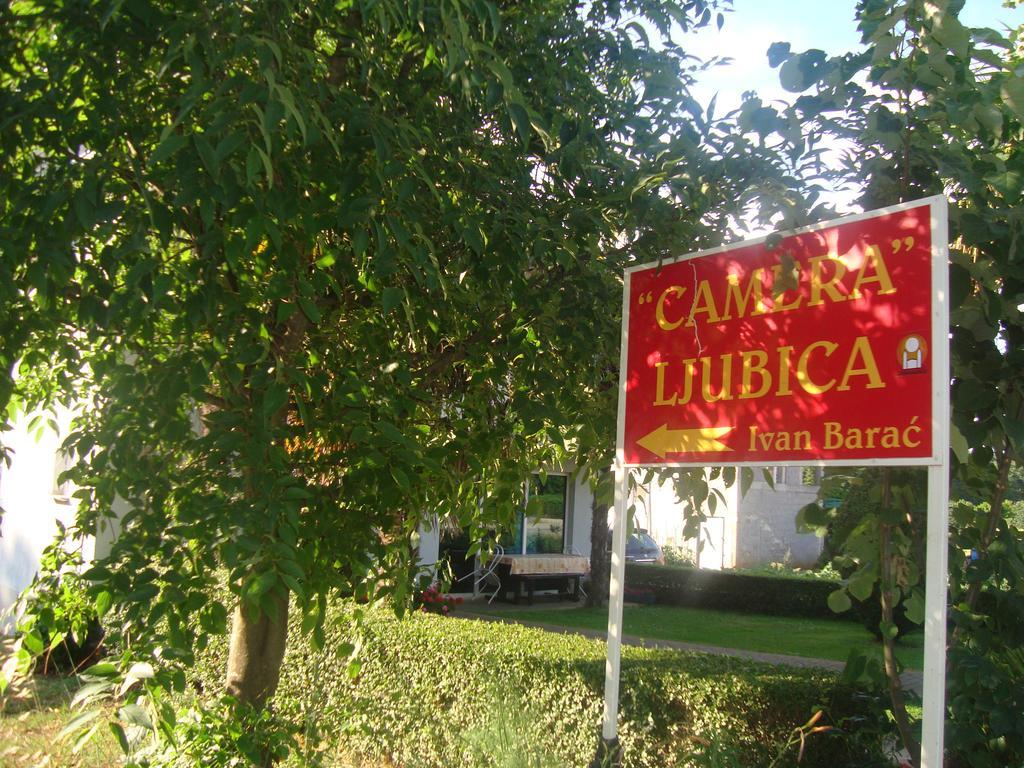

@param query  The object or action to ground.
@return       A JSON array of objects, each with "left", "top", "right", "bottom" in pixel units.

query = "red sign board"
[{"left": 619, "top": 198, "right": 947, "bottom": 467}]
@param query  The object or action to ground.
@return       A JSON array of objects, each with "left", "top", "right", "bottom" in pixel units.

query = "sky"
[
  {"left": 687, "top": 0, "right": 1020, "bottom": 112},
  {"left": 677, "top": 0, "right": 1021, "bottom": 218}
]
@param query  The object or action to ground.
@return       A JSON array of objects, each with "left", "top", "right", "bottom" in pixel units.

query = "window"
[
  {"left": 510, "top": 474, "right": 568, "bottom": 555},
  {"left": 773, "top": 466, "right": 786, "bottom": 485}
]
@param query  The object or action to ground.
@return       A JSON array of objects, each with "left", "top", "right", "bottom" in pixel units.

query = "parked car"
[{"left": 624, "top": 530, "right": 665, "bottom": 565}]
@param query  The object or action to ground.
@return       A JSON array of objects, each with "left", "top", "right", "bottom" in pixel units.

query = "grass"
[
  {"left": 0, "top": 675, "right": 392, "bottom": 768},
  {"left": 0, "top": 670, "right": 120, "bottom": 768},
  {"left": 470, "top": 603, "right": 925, "bottom": 669},
  {"left": 0, "top": 638, "right": 396, "bottom": 768}
]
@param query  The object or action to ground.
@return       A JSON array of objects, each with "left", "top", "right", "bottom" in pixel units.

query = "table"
[{"left": 493, "top": 554, "right": 590, "bottom": 605}]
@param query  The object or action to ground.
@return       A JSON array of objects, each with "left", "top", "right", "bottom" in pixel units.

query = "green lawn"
[
  {"left": 471, "top": 604, "right": 924, "bottom": 669},
  {"left": 0, "top": 666, "right": 393, "bottom": 768}
]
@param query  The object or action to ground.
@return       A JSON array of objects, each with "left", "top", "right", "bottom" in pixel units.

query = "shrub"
[
  {"left": 625, "top": 563, "right": 847, "bottom": 621},
  {"left": 661, "top": 545, "right": 696, "bottom": 568},
  {"left": 192, "top": 602, "right": 889, "bottom": 767}
]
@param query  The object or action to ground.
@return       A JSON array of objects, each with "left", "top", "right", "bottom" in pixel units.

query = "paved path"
[{"left": 458, "top": 606, "right": 924, "bottom": 696}]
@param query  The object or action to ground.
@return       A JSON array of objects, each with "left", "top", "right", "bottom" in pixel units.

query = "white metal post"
[
  {"left": 920, "top": 197, "right": 950, "bottom": 768},
  {"left": 920, "top": 463, "right": 950, "bottom": 767},
  {"left": 601, "top": 461, "right": 629, "bottom": 743}
]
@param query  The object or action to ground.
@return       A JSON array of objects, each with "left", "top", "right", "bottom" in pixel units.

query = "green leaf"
[
  {"left": 507, "top": 102, "right": 531, "bottom": 147},
  {"left": 463, "top": 226, "right": 484, "bottom": 256},
  {"left": 126, "top": 583, "right": 159, "bottom": 603},
  {"left": 486, "top": 58, "right": 517, "bottom": 93},
  {"left": 932, "top": 15, "right": 969, "bottom": 58},
  {"left": 391, "top": 465, "right": 411, "bottom": 491},
  {"left": 779, "top": 55, "right": 807, "bottom": 92},
  {"left": 778, "top": 49, "right": 828, "bottom": 93},
  {"left": 795, "top": 502, "right": 829, "bottom": 536},
  {"left": 827, "top": 588, "right": 852, "bottom": 614},
  {"left": 985, "top": 168, "right": 1022, "bottom": 202},
  {"left": 203, "top": 602, "right": 228, "bottom": 634},
  {"left": 126, "top": 661, "right": 154, "bottom": 681},
  {"left": 264, "top": 382, "right": 289, "bottom": 418},
  {"left": 848, "top": 570, "right": 876, "bottom": 602},
  {"left": 275, "top": 84, "right": 307, "bottom": 144},
  {"left": 346, "top": 658, "right": 362, "bottom": 678},
  {"left": 95, "top": 590, "right": 113, "bottom": 617},
  {"left": 21, "top": 631, "right": 44, "bottom": 655},
  {"left": 59, "top": 708, "right": 103, "bottom": 740},
  {"left": 72, "top": 722, "right": 101, "bottom": 754},
  {"left": 381, "top": 287, "right": 404, "bottom": 313},
  {"left": 352, "top": 229, "right": 369, "bottom": 257},
  {"left": 85, "top": 662, "right": 120, "bottom": 678},
  {"left": 250, "top": 569, "right": 278, "bottom": 599},
  {"left": 904, "top": 589, "right": 925, "bottom": 625},
  {"left": 740, "top": 467, "right": 754, "bottom": 497},
  {"left": 973, "top": 103, "right": 1003, "bottom": 134},
  {"left": 298, "top": 295, "right": 322, "bottom": 324},
  {"left": 255, "top": 146, "right": 274, "bottom": 184},
  {"left": 73, "top": 190, "right": 96, "bottom": 230},
  {"left": 376, "top": 421, "right": 412, "bottom": 447},
  {"left": 767, "top": 41, "right": 791, "bottom": 68},
  {"left": 70, "top": 680, "right": 113, "bottom": 708},
  {"left": 997, "top": 413, "right": 1024, "bottom": 458},
  {"left": 215, "top": 131, "right": 248, "bottom": 163},
  {"left": 118, "top": 702, "right": 154, "bottom": 730},
  {"left": 950, "top": 422, "right": 969, "bottom": 465},
  {"left": 100, "top": 0, "right": 127, "bottom": 30},
  {"left": 109, "top": 721, "right": 130, "bottom": 754},
  {"left": 1000, "top": 75, "right": 1024, "bottom": 120},
  {"left": 150, "top": 133, "right": 188, "bottom": 165}
]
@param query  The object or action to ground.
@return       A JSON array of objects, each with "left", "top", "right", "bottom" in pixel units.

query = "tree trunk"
[
  {"left": 879, "top": 472, "right": 921, "bottom": 767},
  {"left": 587, "top": 471, "right": 611, "bottom": 608},
  {"left": 225, "top": 589, "right": 290, "bottom": 711}
]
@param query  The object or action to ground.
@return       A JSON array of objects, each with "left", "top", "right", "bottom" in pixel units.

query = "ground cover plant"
[
  {"left": 184, "top": 603, "right": 894, "bottom": 768},
  {"left": 468, "top": 603, "right": 924, "bottom": 669}
]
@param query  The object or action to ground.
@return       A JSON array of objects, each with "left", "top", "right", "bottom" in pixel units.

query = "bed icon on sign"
[{"left": 898, "top": 334, "right": 927, "bottom": 374}]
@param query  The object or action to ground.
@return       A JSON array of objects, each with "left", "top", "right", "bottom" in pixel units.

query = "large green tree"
[
  {"left": 774, "top": 1, "right": 1024, "bottom": 765},
  {"left": 1, "top": 0, "right": 791, "bottom": 757}
]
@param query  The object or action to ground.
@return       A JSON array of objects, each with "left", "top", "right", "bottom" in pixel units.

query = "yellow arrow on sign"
[{"left": 636, "top": 424, "right": 734, "bottom": 458}]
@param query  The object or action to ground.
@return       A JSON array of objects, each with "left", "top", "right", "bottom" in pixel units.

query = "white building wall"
[
  {"left": 417, "top": 517, "right": 440, "bottom": 567},
  {"left": 636, "top": 472, "right": 687, "bottom": 548},
  {"left": 636, "top": 470, "right": 738, "bottom": 569},
  {"left": 735, "top": 466, "right": 823, "bottom": 568},
  {"left": 566, "top": 472, "right": 595, "bottom": 558},
  {"left": 0, "top": 411, "right": 85, "bottom": 635}
]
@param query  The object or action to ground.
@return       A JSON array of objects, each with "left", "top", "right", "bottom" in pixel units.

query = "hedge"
[
  {"left": 625, "top": 563, "right": 846, "bottom": 621},
  {"left": 193, "top": 602, "right": 890, "bottom": 767}
]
